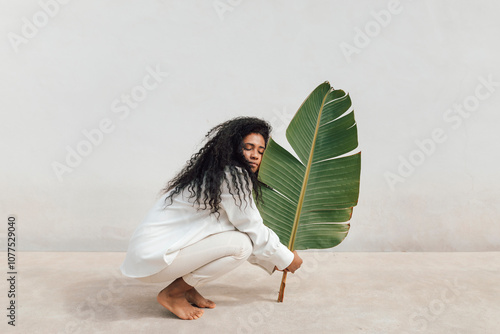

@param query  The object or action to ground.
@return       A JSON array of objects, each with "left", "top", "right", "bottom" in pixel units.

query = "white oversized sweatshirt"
[{"left": 120, "top": 168, "right": 294, "bottom": 278}]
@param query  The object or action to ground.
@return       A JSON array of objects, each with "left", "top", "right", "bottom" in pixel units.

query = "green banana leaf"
[{"left": 258, "top": 81, "right": 361, "bottom": 253}]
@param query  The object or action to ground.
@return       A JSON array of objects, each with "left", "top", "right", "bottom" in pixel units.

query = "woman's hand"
[
  {"left": 286, "top": 251, "right": 303, "bottom": 273},
  {"left": 275, "top": 251, "right": 303, "bottom": 273}
]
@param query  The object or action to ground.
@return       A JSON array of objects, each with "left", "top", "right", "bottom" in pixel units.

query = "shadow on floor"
[{"left": 61, "top": 275, "right": 276, "bottom": 323}]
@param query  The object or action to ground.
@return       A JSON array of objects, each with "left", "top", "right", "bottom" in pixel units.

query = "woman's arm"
[
  {"left": 275, "top": 250, "right": 303, "bottom": 273},
  {"left": 219, "top": 169, "right": 297, "bottom": 272}
]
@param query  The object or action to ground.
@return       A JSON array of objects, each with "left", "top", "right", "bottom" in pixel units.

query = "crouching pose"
[{"left": 120, "top": 117, "right": 302, "bottom": 320}]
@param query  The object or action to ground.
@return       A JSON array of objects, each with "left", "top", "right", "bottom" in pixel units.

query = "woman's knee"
[{"left": 229, "top": 231, "right": 253, "bottom": 260}]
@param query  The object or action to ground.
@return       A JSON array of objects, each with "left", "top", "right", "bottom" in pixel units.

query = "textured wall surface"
[{"left": 1, "top": 0, "right": 499, "bottom": 251}]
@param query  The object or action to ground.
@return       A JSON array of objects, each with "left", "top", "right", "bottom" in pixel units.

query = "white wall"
[{"left": 1, "top": 0, "right": 499, "bottom": 251}]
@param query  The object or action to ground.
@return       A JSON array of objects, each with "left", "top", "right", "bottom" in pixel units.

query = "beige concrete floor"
[{"left": 1, "top": 252, "right": 499, "bottom": 334}]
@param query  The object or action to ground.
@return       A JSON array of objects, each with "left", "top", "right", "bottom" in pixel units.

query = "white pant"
[{"left": 137, "top": 231, "right": 253, "bottom": 287}]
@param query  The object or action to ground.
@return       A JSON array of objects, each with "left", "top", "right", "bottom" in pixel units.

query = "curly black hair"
[{"left": 161, "top": 117, "right": 271, "bottom": 215}]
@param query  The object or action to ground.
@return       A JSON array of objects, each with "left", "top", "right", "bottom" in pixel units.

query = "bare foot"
[
  {"left": 157, "top": 278, "right": 204, "bottom": 320},
  {"left": 185, "top": 288, "right": 216, "bottom": 308}
]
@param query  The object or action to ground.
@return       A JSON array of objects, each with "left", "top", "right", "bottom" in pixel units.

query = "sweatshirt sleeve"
[{"left": 219, "top": 168, "right": 294, "bottom": 273}]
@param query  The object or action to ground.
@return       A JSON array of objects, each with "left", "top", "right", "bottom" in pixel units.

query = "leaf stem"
[
  {"left": 279, "top": 87, "right": 331, "bottom": 302},
  {"left": 277, "top": 271, "right": 287, "bottom": 303}
]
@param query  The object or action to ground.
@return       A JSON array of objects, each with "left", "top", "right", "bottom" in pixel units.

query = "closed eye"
[{"left": 243, "top": 143, "right": 265, "bottom": 155}]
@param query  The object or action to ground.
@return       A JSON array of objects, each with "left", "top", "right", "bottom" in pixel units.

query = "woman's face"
[{"left": 241, "top": 133, "right": 266, "bottom": 173}]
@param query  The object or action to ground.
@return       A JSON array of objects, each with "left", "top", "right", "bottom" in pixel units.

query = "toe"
[{"left": 193, "top": 309, "right": 203, "bottom": 319}]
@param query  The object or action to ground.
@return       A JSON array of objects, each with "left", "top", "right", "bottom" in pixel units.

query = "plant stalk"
[
  {"left": 277, "top": 271, "right": 287, "bottom": 302},
  {"left": 278, "top": 89, "right": 330, "bottom": 303}
]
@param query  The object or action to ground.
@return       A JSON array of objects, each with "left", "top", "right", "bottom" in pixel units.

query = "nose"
[{"left": 249, "top": 149, "right": 259, "bottom": 160}]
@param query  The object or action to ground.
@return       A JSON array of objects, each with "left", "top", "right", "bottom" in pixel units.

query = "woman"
[{"left": 120, "top": 117, "right": 303, "bottom": 320}]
